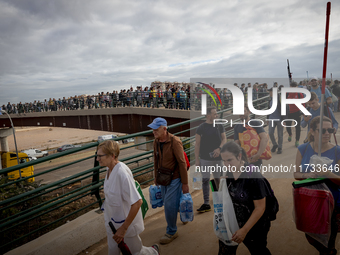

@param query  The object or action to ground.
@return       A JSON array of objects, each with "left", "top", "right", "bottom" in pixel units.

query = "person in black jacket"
[{"left": 267, "top": 87, "right": 284, "bottom": 154}]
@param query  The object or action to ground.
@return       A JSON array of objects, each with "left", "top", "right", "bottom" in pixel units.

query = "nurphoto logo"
[{"left": 199, "top": 84, "right": 312, "bottom": 128}]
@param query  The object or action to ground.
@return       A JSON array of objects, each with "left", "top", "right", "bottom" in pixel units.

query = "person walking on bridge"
[
  {"left": 149, "top": 117, "right": 189, "bottom": 245},
  {"left": 267, "top": 87, "right": 284, "bottom": 154},
  {"left": 285, "top": 81, "right": 304, "bottom": 147},
  {"left": 97, "top": 140, "right": 159, "bottom": 255},
  {"left": 195, "top": 106, "right": 226, "bottom": 212}
]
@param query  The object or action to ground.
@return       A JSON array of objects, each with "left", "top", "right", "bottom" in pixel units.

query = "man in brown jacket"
[{"left": 149, "top": 117, "right": 189, "bottom": 245}]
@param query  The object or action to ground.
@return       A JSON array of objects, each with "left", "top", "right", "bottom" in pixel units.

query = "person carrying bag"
[
  {"left": 217, "top": 141, "right": 277, "bottom": 255},
  {"left": 149, "top": 117, "right": 189, "bottom": 245},
  {"left": 294, "top": 116, "right": 340, "bottom": 254},
  {"left": 155, "top": 137, "right": 178, "bottom": 186}
]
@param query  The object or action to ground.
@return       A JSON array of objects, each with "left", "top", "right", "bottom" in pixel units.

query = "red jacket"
[{"left": 287, "top": 93, "right": 304, "bottom": 113}]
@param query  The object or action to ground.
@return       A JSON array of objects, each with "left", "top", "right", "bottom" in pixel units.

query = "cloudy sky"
[{"left": 0, "top": 0, "right": 339, "bottom": 104}]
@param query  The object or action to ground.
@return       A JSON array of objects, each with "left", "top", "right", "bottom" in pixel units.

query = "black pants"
[
  {"left": 218, "top": 221, "right": 271, "bottom": 255},
  {"left": 286, "top": 111, "right": 301, "bottom": 141},
  {"left": 305, "top": 208, "right": 339, "bottom": 255}
]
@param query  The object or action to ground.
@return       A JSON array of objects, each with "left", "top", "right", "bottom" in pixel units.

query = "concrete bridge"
[
  {"left": 0, "top": 107, "right": 204, "bottom": 151},
  {"left": 0, "top": 108, "right": 201, "bottom": 134},
  {"left": 7, "top": 112, "right": 340, "bottom": 255}
]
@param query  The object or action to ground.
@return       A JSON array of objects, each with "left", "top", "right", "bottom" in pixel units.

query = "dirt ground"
[{"left": 7, "top": 127, "right": 125, "bottom": 151}]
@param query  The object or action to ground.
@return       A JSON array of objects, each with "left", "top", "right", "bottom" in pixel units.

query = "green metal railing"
[{"left": 0, "top": 95, "right": 270, "bottom": 253}]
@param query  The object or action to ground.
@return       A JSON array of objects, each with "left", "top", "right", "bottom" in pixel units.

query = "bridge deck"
[
  {"left": 0, "top": 107, "right": 202, "bottom": 134},
  {"left": 78, "top": 112, "right": 340, "bottom": 255}
]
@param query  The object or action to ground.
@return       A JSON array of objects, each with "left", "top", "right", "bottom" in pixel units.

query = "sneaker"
[
  {"left": 277, "top": 148, "right": 282, "bottom": 154},
  {"left": 197, "top": 204, "right": 211, "bottom": 213},
  {"left": 182, "top": 221, "right": 189, "bottom": 225},
  {"left": 288, "top": 136, "right": 292, "bottom": 142},
  {"left": 271, "top": 145, "right": 278, "bottom": 153},
  {"left": 295, "top": 141, "right": 299, "bottom": 147},
  {"left": 152, "top": 244, "right": 160, "bottom": 254},
  {"left": 160, "top": 232, "right": 178, "bottom": 245}
]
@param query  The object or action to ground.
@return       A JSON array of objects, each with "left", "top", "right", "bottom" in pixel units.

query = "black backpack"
[{"left": 248, "top": 164, "right": 279, "bottom": 221}]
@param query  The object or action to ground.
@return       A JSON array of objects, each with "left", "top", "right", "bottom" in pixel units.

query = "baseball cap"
[
  {"left": 311, "top": 76, "right": 318, "bottom": 81},
  {"left": 148, "top": 117, "right": 167, "bottom": 129}
]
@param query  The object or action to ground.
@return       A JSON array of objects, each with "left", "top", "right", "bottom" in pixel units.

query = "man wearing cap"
[
  {"left": 310, "top": 77, "right": 332, "bottom": 105},
  {"left": 149, "top": 117, "right": 188, "bottom": 245}
]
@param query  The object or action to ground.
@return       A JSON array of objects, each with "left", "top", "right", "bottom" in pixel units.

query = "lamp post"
[{"left": 0, "top": 110, "right": 22, "bottom": 179}]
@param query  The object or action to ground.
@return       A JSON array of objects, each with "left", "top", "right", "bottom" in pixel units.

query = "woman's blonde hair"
[
  {"left": 97, "top": 140, "right": 120, "bottom": 158},
  {"left": 307, "top": 116, "right": 332, "bottom": 142}
]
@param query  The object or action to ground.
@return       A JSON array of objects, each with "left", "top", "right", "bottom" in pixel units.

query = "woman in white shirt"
[{"left": 97, "top": 140, "right": 159, "bottom": 255}]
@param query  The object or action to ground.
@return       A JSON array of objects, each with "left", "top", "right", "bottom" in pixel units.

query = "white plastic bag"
[
  {"left": 212, "top": 178, "right": 239, "bottom": 246},
  {"left": 309, "top": 154, "right": 333, "bottom": 167}
]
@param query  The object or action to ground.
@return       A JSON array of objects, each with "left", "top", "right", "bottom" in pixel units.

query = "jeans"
[
  {"left": 179, "top": 98, "right": 185, "bottom": 109},
  {"left": 333, "top": 100, "right": 338, "bottom": 112},
  {"left": 200, "top": 159, "right": 223, "bottom": 205},
  {"left": 161, "top": 178, "right": 182, "bottom": 235},
  {"left": 268, "top": 119, "right": 283, "bottom": 149}
]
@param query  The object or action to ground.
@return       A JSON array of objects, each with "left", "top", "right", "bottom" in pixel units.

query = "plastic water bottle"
[
  {"left": 149, "top": 185, "right": 163, "bottom": 209},
  {"left": 180, "top": 193, "right": 194, "bottom": 222},
  {"left": 192, "top": 169, "right": 202, "bottom": 190}
]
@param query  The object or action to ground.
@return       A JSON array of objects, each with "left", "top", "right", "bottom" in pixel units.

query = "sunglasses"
[{"left": 316, "top": 128, "right": 335, "bottom": 134}]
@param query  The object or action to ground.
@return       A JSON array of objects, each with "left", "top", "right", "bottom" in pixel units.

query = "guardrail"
[{"left": 0, "top": 95, "right": 270, "bottom": 253}]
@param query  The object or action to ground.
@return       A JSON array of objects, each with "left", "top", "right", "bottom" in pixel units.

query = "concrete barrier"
[
  {"left": 5, "top": 172, "right": 196, "bottom": 255},
  {"left": 5, "top": 209, "right": 106, "bottom": 255}
]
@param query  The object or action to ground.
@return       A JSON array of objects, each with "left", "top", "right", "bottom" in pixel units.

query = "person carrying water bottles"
[{"left": 149, "top": 117, "right": 189, "bottom": 245}]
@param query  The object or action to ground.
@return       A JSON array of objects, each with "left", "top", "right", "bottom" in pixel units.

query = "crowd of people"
[
  {"left": 1, "top": 84, "right": 194, "bottom": 114},
  {"left": 3, "top": 79, "right": 338, "bottom": 115},
  {"left": 98, "top": 77, "right": 340, "bottom": 255},
  {"left": 267, "top": 78, "right": 339, "bottom": 152}
]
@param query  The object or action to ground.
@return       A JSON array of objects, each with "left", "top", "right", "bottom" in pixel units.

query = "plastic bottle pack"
[
  {"left": 192, "top": 170, "right": 202, "bottom": 190},
  {"left": 149, "top": 185, "right": 163, "bottom": 209},
  {"left": 179, "top": 193, "right": 194, "bottom": 222}
]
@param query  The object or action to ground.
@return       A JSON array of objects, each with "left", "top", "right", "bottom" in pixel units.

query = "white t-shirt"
[{"left": 102, "top": 162, "right": 144, "bottom": 237}]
